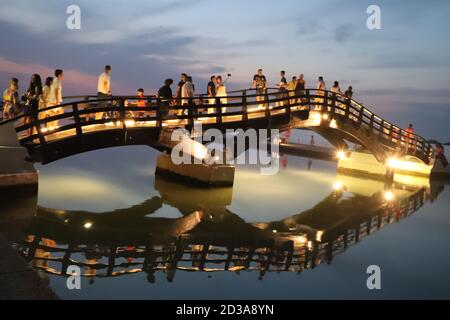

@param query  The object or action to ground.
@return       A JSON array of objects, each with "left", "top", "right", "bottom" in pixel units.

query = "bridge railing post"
[
  {"left": 388, "top": 123, "right": 394, "bottom": 143},
  {"left": 118, "top": 98, "right": 126, "bottom": 131},
  {"left": 156, "top": 97, "right": 162, "bottom": 128},
  {"left": 265, "top": 89, "right": 270, "bottom": 118},
  {"left": 216, "top": 97, "right": 222, "bottom": 125},
  {"left": 306, "top": 89, "right": 311, "bottom": 111},
  {"left": 321, "top": 92, "right": 328, "bottom": 114},
  {"left": 368, "top": 113, "right": 375, "bottom": 135},
  {"left": 379, "top": 120, "right": 385, "bottom": 139},
  {"left": 188, "top": 97, "right": 195, "bottom": 127},
  {"left": 72, "top": 103, "right": 83, "bottom": 140},
  {"left": 242, "top": 90, "right": 248, "bottom": 123},
  {"left": 344, "top": 97, "right": 351, "bottom": 122},
  {"left": 357, "top": 106, "right": 364, "bottom": 129},
  {"left": 285, "top": 89, "right": 291, "bottom": 118},
  {"left": 331, "top": 93, "right": 336, "bottom": 119},
  {"left": 33, "top": 106, "right": 46, "bottom": 146}
]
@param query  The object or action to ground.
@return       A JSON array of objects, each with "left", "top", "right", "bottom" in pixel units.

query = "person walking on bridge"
[
  {"left": 345, "top": 86, "right": 353, "bottom": 99},
  {"left": 175, "top": 73, "right": 187, "bottom": 102},
  {"left": 276, "top": 70, "right": 288, "bottom": 107},
  {"left": 435, "top": 143, "right": 448, "bottom": 168},
  {"left": 48, "top": 69, "right": 64, "bottom": 129},
  {"left": 216, "top": 75, "right": 228, "bottom": 113},
  {"left": 252, "top": 68, "right": 267, "bottom": 108},
  {"left": 315, "top": 76, "right": 326, "bottom": 109},
  {"left": 288, "top": 76, "right": 297, "bottom": 105},
  {"left": 23, "top": 74, "right": 43, "bottom": 135},
  {"left": 181, "top": 75, "right": 194, "bottom": 115},
  {"left": 295, "top": 74, "right": 306, "bottom": 106},
  {"left": 39, "top": 77, "right": 53, "bottom": 129},
  {"left": 331, "top": 81, "right": 342, "bottom": 95},
  {"left": 96, "top": 65, "right": 111, "bottom": 120},
  {"left": 158, "top": 78, "right": 173, "bottom": 117},
  {"left": 2, "top": 78, "right": 20, "bottom": 121},
  {"left": 405, "top": 124, "right": 416, "bottom": 153},
  {"left": 207, "top": 75, "right": 217, "bottom": 109}
]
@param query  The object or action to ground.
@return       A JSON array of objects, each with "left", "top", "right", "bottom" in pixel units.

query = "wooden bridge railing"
[{"left": 0, "top": 88, "right": 434, "bottom": 163}]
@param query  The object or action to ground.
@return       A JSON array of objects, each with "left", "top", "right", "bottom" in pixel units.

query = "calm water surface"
[{"left": 9, "top": 132, "right": 450, "bottom": 300}]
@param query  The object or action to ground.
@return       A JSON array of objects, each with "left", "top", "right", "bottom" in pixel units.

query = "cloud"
[
  {"left": 0, "top": 1, "right": 62, "bottom": 33},
  {"left": 297, "top": 19, "right": 322, "bottom": 36},
  {"left": 140, "top": 54, "right": 227, "bottom": 78},
  {"left": 356, "top": 54, "right": 450, "bottom": 69},
  {"left": 334, "top": 24, "right": 355, "bottom": 43},
  {"left": 0, "top": 56, "right": 97, "bottom": 90}
]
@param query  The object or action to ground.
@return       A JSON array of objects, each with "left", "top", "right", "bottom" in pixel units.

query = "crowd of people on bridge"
[
  {"left": 2, "top": 65, "right": 447, "bottom": 165},
  {"left": 2, "top": 65, "right": 359, "bottom": 123}
]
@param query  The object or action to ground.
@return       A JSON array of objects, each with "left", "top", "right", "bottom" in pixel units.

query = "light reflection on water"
[{"left": 14, "top": 143, "right": 450, "bottom": 299}]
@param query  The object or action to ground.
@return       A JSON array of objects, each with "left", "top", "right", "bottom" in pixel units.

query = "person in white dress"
[
  {"left": 181, "top": 76, "right": 194, "bottom": 115},
  {"left": 215, "top": 75, "right": 228, "bottom": 113},
  {"left": 39, "top": 77, "right": 53, "bottom": 129},
  {"left": 48, "top": 69, "right": 64, "bottom": 128}
]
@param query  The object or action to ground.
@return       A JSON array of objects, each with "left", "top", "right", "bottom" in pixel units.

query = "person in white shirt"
[
  {"left": 48, "top": 69, "right": 64, "bottom": 128},
  {"left": 215, "top": 75, "right": 228, "bottom": 113},
  {"left": 96, "top": 65, "right": 112, "bottom": 120},
  {"left": 331, "top": 81, "right": 342, "bottom": 95},
  {"left": 315, "top": 76, "right": 326, "bottom": 108},
  {"left": 39, "top": 77, "right": 53, "bottom": 128},
  {"left": 181, "top": 76, "right": 194, "bottom": 115}
]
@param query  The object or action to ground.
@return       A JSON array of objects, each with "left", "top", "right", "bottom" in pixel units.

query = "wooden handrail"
[{"left": 0, "top": 88, "right": 434, "bottom": 163}]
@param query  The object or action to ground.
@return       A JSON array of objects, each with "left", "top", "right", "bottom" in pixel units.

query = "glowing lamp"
[
  {"left": 333, "top": 181, "right": 344, "bottom": 191},
  {"left": 84, "top": 222, "right": 93, "bottom": 229},
  {"left": 384, "top": 191, "right": 394, "bottom": 202},
  {"left": 336, "top": 150, "right": 347, "bottom": 160},
  {"left": 387, "top": 157, "right": 399, "bottom": 168}
]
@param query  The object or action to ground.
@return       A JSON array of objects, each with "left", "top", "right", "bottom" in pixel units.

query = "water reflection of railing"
[{"left": 18, "top": 187, "right": 430, "bottom": 282}]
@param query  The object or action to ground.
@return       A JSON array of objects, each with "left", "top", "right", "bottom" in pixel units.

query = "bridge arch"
[{"left": 0, "top": 88, "right": 433, "bottom": 165}]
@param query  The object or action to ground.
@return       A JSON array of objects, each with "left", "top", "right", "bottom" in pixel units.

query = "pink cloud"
[
  {"left": 0, "top": 56, "right": 138, "bottom": 95},
  {"left": 0, "top": 56, "right": 97, "bottom": 91}
]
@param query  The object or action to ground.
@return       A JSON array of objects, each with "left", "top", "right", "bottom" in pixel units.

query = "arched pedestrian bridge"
[{"left": 0, "top": 88, "right": 433, "bottom": 165}]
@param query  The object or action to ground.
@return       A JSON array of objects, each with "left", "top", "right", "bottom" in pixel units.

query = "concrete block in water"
[
  {"left": 155, "top": 153, "right": 235, "bottom": 187},
  {"left": 0, "top": 122, "right": 38, "bottom": 187}
]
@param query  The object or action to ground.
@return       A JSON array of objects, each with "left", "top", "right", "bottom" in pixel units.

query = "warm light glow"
[
  {"left": 333, "top": 181, "right": 344, "bottom": 191},
  {"left": 273, "top": 229, "right": 277, "bottom": 234},
  {"left": 322, "top": 114, "right": 329, "bottom": 120},
  {"left": 387, "top": 157, "right": 399, "bottom": 168},
  {"left": 293, "top": 235, "right": 308, "bottom": 246},
  {"left": 125, "top": 119, "right": 136, "bottom": 127},
  {"left": 387, "top": 157, "right": 431, "bottom": 175},
  {"left": 84, "top": 222, "right": 93, "bottom": 229},
  {"left": 336, "top": 150, "right": 347, "bottom": 160},
  {"left": 105, "top": 121, "right": 115, "bottom": 127},
  {"left": 41, "top": 128, "right": 48, "bottom": 133},
  {"left": 316, "top": 230, "right": 324, "bottom": 242},
  {"left": 384, "top": 191, "right": 395, "bottom": 202}
]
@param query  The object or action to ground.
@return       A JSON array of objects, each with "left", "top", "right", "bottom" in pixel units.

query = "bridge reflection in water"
[{"left": 18, "top": 174, "right": 443, "bottom": 283}]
